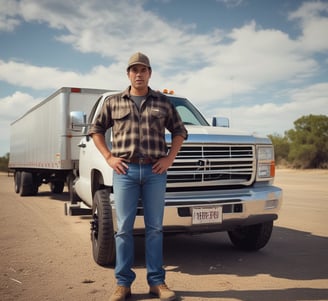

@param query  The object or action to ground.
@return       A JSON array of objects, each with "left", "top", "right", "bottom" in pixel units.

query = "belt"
[{"left": 129, "top": 157, "right": 154, "bottom": 165}]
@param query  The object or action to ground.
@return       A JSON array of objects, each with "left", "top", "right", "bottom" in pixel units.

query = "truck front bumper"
[{"left": 112, "top": 185, "right": 282, "bottom": 234}]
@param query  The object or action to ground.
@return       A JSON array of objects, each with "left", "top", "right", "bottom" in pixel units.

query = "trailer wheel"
[
  {"left": 90, "top": 189, "right": 116, "bottom": 267},
  {"left": 50, "top": 181, "right": 65, "bottom": 194},
  {"left": 20, "top": 172, "right": 38, "bottom": 196},
  {"left": 228, "top": 221, "right": 273, "bottom": 251},
  {"left": 14, "top": 171, "right": 21, "bottom": 193}
]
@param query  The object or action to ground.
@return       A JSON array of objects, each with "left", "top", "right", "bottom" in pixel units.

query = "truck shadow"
[
  {"left": 170, "top": 288, "right": 328, "bottom": 301},
  {"left": 156, "top": 226, "right": 328, "bottom": 280},
  {"left": 38, "top": 190, "right": 70, "bottom": 201},
  {"left": 133, "top": 226, "right": 328, "bottom": 300}
]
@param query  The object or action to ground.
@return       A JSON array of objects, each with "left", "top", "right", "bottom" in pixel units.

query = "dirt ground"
[{"left": 0, "top": 169, "right": 327, "bottom": 301}]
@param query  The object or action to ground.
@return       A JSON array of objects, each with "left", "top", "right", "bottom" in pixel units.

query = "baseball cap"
[{"left": 127, "top": 52, "right": 151, "bottom": 70}]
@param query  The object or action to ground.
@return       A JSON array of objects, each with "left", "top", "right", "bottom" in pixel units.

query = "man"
[{"left": 88, "top": 52, "right": 188, "bottom": 301}]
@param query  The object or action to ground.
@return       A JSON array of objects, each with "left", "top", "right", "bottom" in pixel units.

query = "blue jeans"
[{"left": 113, "top": 163, "right": 167, "bottom": 287}]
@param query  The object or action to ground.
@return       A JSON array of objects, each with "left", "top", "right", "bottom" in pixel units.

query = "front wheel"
[
  {"left": 90, "top": 189, "right": 116, "bottom": 266},
  {"left": 228, "top": 221, "right": 274, "bottom": 251}
]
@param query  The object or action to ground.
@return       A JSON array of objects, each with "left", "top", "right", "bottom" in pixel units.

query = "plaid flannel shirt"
[{"left": 88, "top": 87, "right": 188, "bottom": 160}]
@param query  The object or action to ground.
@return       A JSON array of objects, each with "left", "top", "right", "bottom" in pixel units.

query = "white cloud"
[
  {"left": 0, "top": 91, "right": 41, "bottom": 155},
  {"left": 289, "top": 1, "right": 328, "bottom": 53},
  {"left": 289, "top": 82, "right": 328, "bottom": 105},
  {"left": 0, "top": 0, "right": 20, "bottom": 31},
  {"left": 214, "top": 82, "right": 328, "bottom": 136},
  {"left": 0, "top": 91, "right": 39, "bottom": 121},
  {"left": 0, "top": 15, "right": 20, "bottom": 32},
  {"left": 0, "top": 0, "right": 327, "bottom": 154},
  {"left": 0, "top": 0, "right": 324, "bottom": 102},
  {"left": 0, "top": 0, "right": 326, "bottom": 74},
  {"left": 216, "top": 0, "right": 244, "bottom": 8},
  {"left": 289, "top": 1, "right": 328, "bottom": 20},
  {"left": 0, "top": 60, "right": 128, "bottom": 90}
]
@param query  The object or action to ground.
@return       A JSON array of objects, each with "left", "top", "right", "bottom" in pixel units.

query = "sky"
[{"left": 0, "top": 0, "right": 328, "bottom": 156}]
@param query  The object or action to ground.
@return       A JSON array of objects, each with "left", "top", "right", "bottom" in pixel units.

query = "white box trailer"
[{"left": 9, "top": 87, "right": 111, "bottom": 197}]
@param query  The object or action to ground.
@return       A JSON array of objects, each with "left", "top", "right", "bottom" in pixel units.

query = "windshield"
[
  {"left": 168, "top": 96, "right": 209, "bottom": 126},
  {"left": 89, "top": 94, "right": 210, "bottom": 126}
]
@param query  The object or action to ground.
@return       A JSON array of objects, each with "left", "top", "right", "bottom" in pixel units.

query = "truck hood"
[{"left": 166, "top": 125, "right": 271, "bottom": 144}]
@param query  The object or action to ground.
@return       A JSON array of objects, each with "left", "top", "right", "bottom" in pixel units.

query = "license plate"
[{"left": 192, "top": 207, "right": 223, "bottom": 225}]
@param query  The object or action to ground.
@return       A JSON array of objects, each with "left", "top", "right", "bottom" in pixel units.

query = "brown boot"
[
  {"left": 149, "top": 283, "right": 176, "bottom": 301},
  {"left": 109, "top": 286, "right": 131, "bottom": 301}
]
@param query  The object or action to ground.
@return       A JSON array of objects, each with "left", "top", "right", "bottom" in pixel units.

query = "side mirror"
[
  {"left": 69, "top": 111, "right": 87, "bottom": 132},
  {"left": 212, "top": 117, "right": 230, "bottom": 128}
]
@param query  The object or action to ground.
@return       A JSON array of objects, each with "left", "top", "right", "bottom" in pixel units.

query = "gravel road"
[{"left": 0, "top": 169, "right": 327, "bottom": 301}]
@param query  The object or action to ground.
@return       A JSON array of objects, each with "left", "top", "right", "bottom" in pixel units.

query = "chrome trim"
[{"left": 167, "top": 144, "right": 256, "bottom": 187}]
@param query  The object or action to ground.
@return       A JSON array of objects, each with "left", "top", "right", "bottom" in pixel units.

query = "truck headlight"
[{"left": 257, "top": 146, "right": 275, "bottom": 179}]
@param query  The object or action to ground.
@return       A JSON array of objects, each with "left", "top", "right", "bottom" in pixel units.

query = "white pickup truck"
[{"left": 9, "top": 87, "right": 282, "bottom": 266}]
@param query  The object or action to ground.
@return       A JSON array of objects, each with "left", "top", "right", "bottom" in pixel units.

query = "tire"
[
  {"left": 66, "top": 173, "right": 80, "bottom": 204},
  {"left": 50, "top": 181, "right": 65, "bottom": 194},
  {"left": 20, "top": 172, "right": 38, "bottom": 196},
  {"left": 90, "top": 189, "right": 116, "bottom": 266},
  {"left": 14, "top": 171, "right": 21, "bottom": 194},
  {"left": 228, "top": 221, "right": 274, "bottom": 251}
]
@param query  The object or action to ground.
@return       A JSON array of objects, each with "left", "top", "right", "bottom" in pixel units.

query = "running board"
[{"left": 64, "top": 202, "right": 92, "bottom": 216}]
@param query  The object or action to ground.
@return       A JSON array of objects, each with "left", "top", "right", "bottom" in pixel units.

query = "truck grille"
[{"left": 167, "top": 144, "right": 255, "bottom": 187}]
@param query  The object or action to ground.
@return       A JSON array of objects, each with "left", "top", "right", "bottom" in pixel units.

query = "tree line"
[
  {"left": 1, "top": 114, "right": 327, "bottom": 171},
  {"left": 0, "top": 153, "right": 9, "bottom": 172},
  {"left": 269, "top": 114, "right": 328, "bottom": 169}
]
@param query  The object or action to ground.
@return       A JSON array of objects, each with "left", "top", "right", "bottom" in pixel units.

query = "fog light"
[{"left": 265, "top": 199, "right": 278, "bottom": 209}]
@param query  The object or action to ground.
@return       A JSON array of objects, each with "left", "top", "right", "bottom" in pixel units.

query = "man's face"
[{"left": 127, "top": 64, "right": 151, "bottom": 91}]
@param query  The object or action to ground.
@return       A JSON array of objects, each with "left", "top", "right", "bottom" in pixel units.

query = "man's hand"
[
  {"left": 152, "top": 156, "right": 174, "bottom": 174},
  {"left": 152, "top": 135, "right": 185, "bottom": 174},
  {"left": 107, "top": 156, "right": 128, "bottom": 175}
]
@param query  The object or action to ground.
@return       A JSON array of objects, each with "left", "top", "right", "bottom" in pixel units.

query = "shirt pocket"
[
  {"left": 150, "top": 108, "right": 166, "bottom": 132},
  {"left": 112, "top": 107, "right": 131, "bottom": 132}
]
